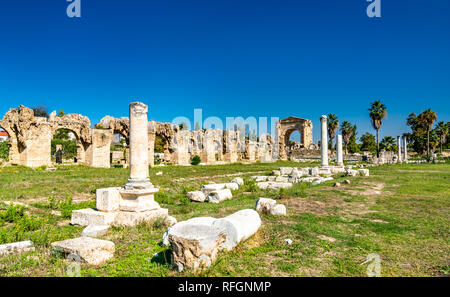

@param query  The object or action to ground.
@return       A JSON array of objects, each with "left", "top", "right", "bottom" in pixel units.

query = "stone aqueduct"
[{"left": 0, "top": 105, "right": 314, "bottom": 168}]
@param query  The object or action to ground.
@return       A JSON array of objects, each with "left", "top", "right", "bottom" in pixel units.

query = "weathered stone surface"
[
  {"left": 279, "top": 167, "right": 293, "bottom": 176},
  {"left": 290, "top": 167, "right": 301, "bottom": 178},
  {"left": 119, "top": 188, "right": 160, "bottom": 212},
  {"left": 165, "top": 216, "right": 177, "bottom": 227},
  {"left": 231, "top": 177, "right": 244, "bottom": 186},
  {"left": 71, "top": 209, "right": 118, "bottom": 226},
  {"left": 255, "top": 198, "right": 277, "bottom": 214},
  {"left": 0, "top": 240, "right": 34, "bottom": 255},
  {"left": 201, "top": 183, "right": 226, "bottom": 194},
  {"left": 275, "top": 176, "right": 289, "bottom": 183},
  {"left": 81, "top": 224, "right": 110, "bottom": 238},
  {"left": 208, "top": 189, "right": 233, "bottom": 203},
  {"left": 96, "top": 187, "right": 121, "bottom": 212},
  {"left": 251, "top": 176, "right": 268, "bottom": 182},
  {"left": 212, "top": 209, "right": 261, "bottom": 251},
  {"left": 346, "top": 169, "right": 358, "bottom": 177},
  {"left": 51, "top": 237, "right": 115, "bottom": 266},
  {"left": 311, "top": 167, "right": 319, "bottom": 176},
  {"left": 267, "top": 182, "right": 293, "bottom": 190},
  {"left": 225, "top": 182, "right": 239, "bottom": 190},
  {"left": 311, "top": 177, "right": 334, "bottom": 185},
  {"left": 168, "top": 218, "right": 226, "bottom": 272},
  {"left": 272, "top": 170, "right": 281, "bottom": 176},
  {"left": 358, "top": 169, "right": 370, "bottom": 176},
  {"left": 113, "top": 208, "right": 168, "bottom": 227},
  {"left": 330, "top": 166, "right": 346, "bottom": 174},
  {"left": 270, "top": 204, "right": 287, "bottom": 216},
  {"left": 186, "top": 191, "right": 206, "bottom": 202}
]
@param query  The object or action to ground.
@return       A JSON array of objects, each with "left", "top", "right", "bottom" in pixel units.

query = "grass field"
[{"left": 0, "top": 161, "right": 449, "bottom": 277}]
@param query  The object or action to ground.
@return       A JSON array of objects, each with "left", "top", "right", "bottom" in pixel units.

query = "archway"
[
  {"left": 51, "top": 128, "right": 79, "bottom": 164},
  {"left": 110, "top": 132, "right": 128, "bottom": 166},
  {"left": 277, "top": 117, "right": 313, "bottom": 160}
]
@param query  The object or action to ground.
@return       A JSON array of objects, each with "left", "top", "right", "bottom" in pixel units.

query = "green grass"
[{"left": 0, "top": 161, "right": 448, "bottom": 276}]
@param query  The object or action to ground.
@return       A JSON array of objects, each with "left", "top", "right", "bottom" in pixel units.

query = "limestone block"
[
  {"left": 113, "top": 208, "right": 169, "bottom": 227},
  {"left": 318, "top": 168, "right": 332, "bottom": 176},
  {"left": 231, "top": 177, "right": 244, "bottom": 186},
  {"left": 301, "top": 167, "right": 311, "bottom": 176},
  {"left": 212, "top": 209, "right": 261, "bottom": 251},
  {"left": 81, "top": 224, "right": 110, "bottom": 238},
  {"left": 267, "top": 176, "right": 277, "bottom": 181},
  {"left": 225, "top": 182, "right": 239, "bottom": 190},
  {"left": 251, "top": 176, "right": 268, "bottom": 182},
  {"left": 358, "top": 169, "right": 370, "bottom": 176},
  {"left": 275, "top": 176, "right": 289, "bottom": 183},
  {"left": 346, "top": 169, "right": 358, "bottom": 177},
  {"left": 343, "top": 179, "right": 351, "bottom": 184},
  {"left": 187, "top": 191, "right": 206, "bottom": 202},
  {"left": 51, "top": 237, "right": 115, "bottom": 266},
  {"left": 272, "top": 170, "right": 281, "bottom": 176},
  {"left": 201, "top": 183, "right": 226, "bottom": 194},
  {"left": 165, "top": 216, "right": 177, "bottom": 227},
  {"left": 330, "top": 167, "right": 346, "bottom": 174},
  {"left": 208, "top": 189, "right": 233, "bottom": 203},
  {"left": 255, "top": 198, "right": 277, "bottom": 214},
  {"left": 333, "top": 182, "right": 341, "bottom": 187},
  {"left": 162, "top": 217, "right": 217, "bottom": 246},
  {"left": 270, "top": 204, "right": 287, "bottom": 216},
  {"left": 71, "top": 209, "right": 118, "bottom": 226},
  {"left": 301, "top": 177, "right": 316, "bottom": 183},
  {"left": 119, "top": 188, "right": 160, "bottom": 212},
  {"left": 168, "top": 219, "right": 226, "bottom": 272},
  {"left": 279, "top": 167, "right": 293, "bottom": 176},
  {"left": 288, "top": 176, "right": 299, "bottom": 183},
  {"left": 0, "top": 240, "right": 34, "bottom": 255},
  {"left": 256, "top": 182, "right": 269, "bottom": 189},
  {"left": 267, "top": 182, "right": 293, "bottom": 190},
  {"left": 96, "top": 187, "right": 121, "bottom": 212},
  {"left": 311, "top": 167, "right": 319, "bottom": 176},
  {"left": 290, "top": 167, "right": 301, "bottom": 178}
]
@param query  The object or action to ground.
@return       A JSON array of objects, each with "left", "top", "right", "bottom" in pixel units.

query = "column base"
[{"left": 124, "top": 178, "right": 153, "bottom": 190}]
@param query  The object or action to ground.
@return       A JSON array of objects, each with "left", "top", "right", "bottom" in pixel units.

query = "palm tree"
[
  {"left": 418, "top": 109, "right": 437, "bottom": 157},
  {"left": 379, "top": 136, "right": 397, "bottom": 152},
  {"left": 435, "top": 121, "right": 449, "bottom": 154},
  {"left": 327, "top": 114, "right": 339, "bottom": 153},
  {"left": 340, "top": 121, "right": 354, "bottom": 154},
  {"left": 368, "top": 100, "right": 387, "bottom": 158}
]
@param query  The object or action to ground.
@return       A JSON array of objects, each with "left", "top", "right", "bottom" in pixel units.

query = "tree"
[
  {"left": 368, "top": 100, "right": 387, "bottom": 158},
  {"left": 154, "top": 135, "right": 165, "bottom": 153},
  {"left": 418, "top": 109, "right": 437, "bottom": 158},
  {"left": 32, "top": 105, "right": 49, "bottom": 118},
  {"left": 379, "top": 136, "right": 397, "bottom": 152},
  {"left": 360, "top": 132, "right": 376, "bottom": 154},
  {"left": 53, "top": 129, "right": 71, "bottom": 141},
  {"left": 57, "top": 109, "right": 65, "bottom": 117},
  {"left": 340, "top": 121, "right": 354, "bottom": 154},
  {"left": 0, "top": 140, "right": 10, "bottom": 161},
  {"left": 327, "top": 114, "right": 339, "bottom": 152},
  {"left": 347, "top": 124, "right": 359, "bottom": 153},
  {"left": 435, "top": 121, "right": 449, "bottom": 154}
]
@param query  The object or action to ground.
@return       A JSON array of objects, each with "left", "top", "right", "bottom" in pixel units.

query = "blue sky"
[{"left": 0, "top": 0, "right": 449, "bottom": 142}]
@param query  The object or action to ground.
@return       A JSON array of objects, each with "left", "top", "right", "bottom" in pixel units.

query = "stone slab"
[
  {"left": 71, "top": 209, "right": 118, "bottom": 226},
  {"left": 51, "top": 237, "right": 115, "bottom": 266}
]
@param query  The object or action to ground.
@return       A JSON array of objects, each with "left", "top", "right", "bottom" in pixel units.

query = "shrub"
[{"left": 191, "top": 155, "right": 201, "bottom": 165}]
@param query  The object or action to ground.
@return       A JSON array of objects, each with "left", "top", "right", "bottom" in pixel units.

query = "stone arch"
[{"left": 277, "top": 116, "right": 313, "bottom": 160}]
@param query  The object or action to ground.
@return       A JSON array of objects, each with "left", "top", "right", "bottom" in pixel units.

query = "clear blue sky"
[{"left": 0, "top": 0, "right": 449, "bottom": 142}]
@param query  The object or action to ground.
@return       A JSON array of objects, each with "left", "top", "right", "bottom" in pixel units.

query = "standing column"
[
  {"left": 320, "top": 115, "right": 328, "bottom": 167},
  {"left": 397, "top": 136, "right": 402, "bottom": 163},
  {"left": 126, "top": 102, "right": 152, "bottom": 189},
  {"left": 336, "top": 135, "right": 343, "bottom": 166},
  {"left": 403, "top": 135, "right": 408, "bottom": 162}
]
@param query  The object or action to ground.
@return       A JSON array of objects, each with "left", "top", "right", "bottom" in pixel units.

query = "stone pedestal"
[
  {"left": 320, "top": 115, "right": 328, "bottom": 167},
  {"left": 336, "top": 135, "right": 343, "bottom": 166},
  {"left": 119, "top": 188, "right": 160, "bottom": 212}
]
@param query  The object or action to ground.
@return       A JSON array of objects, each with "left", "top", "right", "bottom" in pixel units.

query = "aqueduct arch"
[{"left": 277, "top": 116, "right": 313, "bottom": 160}]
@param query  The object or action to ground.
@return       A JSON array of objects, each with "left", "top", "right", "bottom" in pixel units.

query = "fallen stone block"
[
  {"left": 333, "top": 182, "right": 341, "bottom": 187},
  {"left": 343, "top": 179, "right": 351, "bottom": 184},
  {"left": 270, "top": 204, "right": 287, "bottom": 216},
  {"left": 96, "top": 187, "right": 121, "bottom": 212},
  {"left": 225, "top": 182, "right": 239, "bottom": 190},
  {"left": 51, "top": 237, "right": 115, "bottom": 266},
  {"left": 330, "top": 167, "right": 346, "bottom": 174},
  {"left": 231, "top": 177, "right": 244, "bottom": 186},
  {"left": 113, "top": 208, "right": 169, "bottom": 227},
  {"left": 255, "top": 198, "right": 277, "bottom": 214},
  {"left": 71, "top": 209, "right": 118, "bottom": 226},
  {"left": 290, "top": 167, "right": 301, "bottom": 178},
  {"left": 256, "top": 182, "right": 269, "bottom": 189},
  {"left": 186, "top": 191, "right": 206, "bottom": 202},
  {"left": 358, "top": 169, "right": 370, "bottom": 176},
  {"left": 162, "top": 217, "right": 217, "bottom": 247},
  {"left": 279, "top": 167, "right": 293, "bottom": 176},
  {"left": 168, "top": 218, "right": 226, "bottom": 272},
  {"left": 267, "top": 182, "right": 293, "bottom": 190},
  {"left": 346, "top": 169, "right": 359, "bottom": 177},
  {"left": 275, "top": 176, "right": 289, "bottom": 183},
  {"left": 212, "top": 209, "right": 261, "bottom": 251},
  {"left": 251, "top": 176, "right": 268, "bottom": 182},
  {"left": 267, "top": 176, "right": 277, "bottom": 181},
  {"left": 272, "top": 170, "right": 281, "bottom": 176},
  {"left": 0, "top": 240, "right": 34, "bottom": 255},
  {"left": 311, "top": 167, "right": 319, "bottom": 176},
  {"left": 165, "top": 216, "right": 177, "bottom": 227},
  {"left": 208, "top": 189, "right": 233, "bottom": 203},
  {"left": 81, "top": 224, "right": 110, "bottom": 238},
  {"left": 201, "top": 183, "right": 226, "bottom": 194},
  {"left": 301, "top": 167, "right": 311, "bottom": 176}
]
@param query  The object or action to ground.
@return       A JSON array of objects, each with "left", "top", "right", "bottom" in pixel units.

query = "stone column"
[
  {"left": 397, "top": 136, "right": 402, "bottom": 163},
  {"left": 403, "top": 135, "right": 408, "bottom": 162},
  {"left": 320, "top": 115, "right": 328, "bottom": 167},
  {"left": 336, "top": 135, "right": 343, "bottom": 166},
  {"left": 125, "top": 102, "right": 152, "bottom": 189}
]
